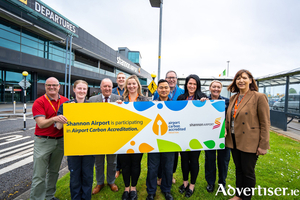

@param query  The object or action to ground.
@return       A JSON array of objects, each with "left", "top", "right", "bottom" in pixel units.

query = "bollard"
[{"left": 13, "top": 101, "right": 16, "bottom": 114}]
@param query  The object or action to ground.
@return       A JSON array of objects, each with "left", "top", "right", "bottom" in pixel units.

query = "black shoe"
[
  {"left": 179, "top": 183, "right": 189, "bottom": 194},
  {"left": 206, "top": 184, "right": 215, "bottom": 193},
  {"left": 122, "top": 191, "right": 129, "bottom": 200},
  {"left": 163, "top": 192, "right": 174, "bottom": 200},
  {"left": 146, "top": 193, "right": 155, "bottom": 200},
  {"left": 185, "top": 188, "right": 194, "bottom": 198},
  {"left": 129, "top": 190, "right": 138, "bottom": 200},
  {"left": 50, "top": 198, "right": 60, "bottom": 200}
]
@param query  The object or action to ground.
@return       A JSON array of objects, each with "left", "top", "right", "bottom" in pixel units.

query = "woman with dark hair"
[
  {"left": 177, "top": 74, "right": 207, "bottom": 198},
  {"left": 226, "top": 69, "right": 270, "bottom": 200}
]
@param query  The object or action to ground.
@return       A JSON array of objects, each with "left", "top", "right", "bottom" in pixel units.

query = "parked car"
[{"left": 273, "top": 94, "right": 300, "bottom": 113}]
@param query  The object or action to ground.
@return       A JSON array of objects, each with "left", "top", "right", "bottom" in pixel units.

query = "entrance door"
[{"left": 4, "top": 84, "right": 22, "bottom": 103}]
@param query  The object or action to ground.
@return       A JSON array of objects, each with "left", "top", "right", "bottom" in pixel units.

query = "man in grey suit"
[{"left": 89, "top": 78, "right": 122, "bottom": 194}]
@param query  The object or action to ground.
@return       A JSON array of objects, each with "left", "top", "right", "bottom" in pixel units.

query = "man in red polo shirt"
[{"left": 30, "top": 77, "right": 69, "bottom": 200}]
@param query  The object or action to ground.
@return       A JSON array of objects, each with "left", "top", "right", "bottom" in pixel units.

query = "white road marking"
[
  {"left": 0, "top": 156, "right": 33, "bottom": 175},
  {"left": 0, "top": 136, "right": 30, "bottom": 146},
  {"left": 0, "top": 149, "right": 33, "bottom": 165},
  {"left": 0, "top": 144, "right": 34, "bottom": 158},
  {"left": 0, "top": 140, "right": 34, "bottom": 153}
]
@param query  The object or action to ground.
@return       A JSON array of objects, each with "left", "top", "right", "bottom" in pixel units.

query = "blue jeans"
[
  {"left": 205, "top": 147, "right": 230, "bottom": 186},
  {"left": 146, "top": 152, "right": 174, "bottom": 194},
  {"left": 68, "top": 155, "right": 95, "bottom": 200}
]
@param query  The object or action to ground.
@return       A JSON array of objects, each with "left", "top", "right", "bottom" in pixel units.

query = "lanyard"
[
  {"left": 170, "top": 87, "right": 177, "bottom": 100},
  {"left": 186, "top": 95, "right": 194, "bottom": 100},
  {"left": 44, "top": 94, "right": 60, "bottom": 114},
  {"left": 233, "top": 92, "right": 247, "bottom": 118},
  {"left": 128, "top": 94, "right": 139, "bottom": 102},
  {"left": 117, "top": 88, "right": 120, "bottom": 96}
]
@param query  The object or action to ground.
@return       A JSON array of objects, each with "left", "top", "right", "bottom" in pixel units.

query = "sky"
[{"left": 41, "top": 0, "right": 300, "bottom": 79}]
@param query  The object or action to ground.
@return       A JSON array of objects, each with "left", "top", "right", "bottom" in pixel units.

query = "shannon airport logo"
[{"left": 189, "top": 117, "right": 222, "bottom": 129}]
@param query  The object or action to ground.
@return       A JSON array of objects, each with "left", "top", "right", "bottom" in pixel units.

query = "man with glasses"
[
  {"left": 30, "top": 77, "right": 69, "bottom": 200},
  {"left": 153, "top": 70, "right": 184, "bottom": 101}
]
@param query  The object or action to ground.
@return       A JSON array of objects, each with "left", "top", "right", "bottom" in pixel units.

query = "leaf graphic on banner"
[
  {"left": 139, "top": 143, "right": 154, "bottom": 153},
  {"left": 189, "top": 139, "right": 203, "bottom": 149},
  {"left": 219, "top": 119, "right": 226, "bottom": 138},
  {"left": 204, "top": 140, "right": 216, "bottom": 149},
  {"left": 157, "top": 139, "right": 182, "bottom": 152}
]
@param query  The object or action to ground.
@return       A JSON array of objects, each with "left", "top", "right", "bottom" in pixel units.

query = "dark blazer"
[
  {"left": 88, "top": 93, "right": 122, "bottom": 103},
  {"left": 225, "top": 90, "right": 270, "bottom": 153}
]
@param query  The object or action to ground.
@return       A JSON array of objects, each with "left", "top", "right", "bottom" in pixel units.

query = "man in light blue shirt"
[{"left": 153, "top": 70, "right": 184, "bottom": 101}]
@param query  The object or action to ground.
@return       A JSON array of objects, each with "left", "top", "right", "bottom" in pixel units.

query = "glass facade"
[
  {"left": 258, "top": 77, "right": 286, "bottom": 110},
  {"left": 0, "top": 18, "right": 74, "bottom": 65},
  {"left": 0, "top": 17, "right": 151, "bottom": 102},
  {"left": 128, "top": 51, "right": 141, "bottom": 65}
]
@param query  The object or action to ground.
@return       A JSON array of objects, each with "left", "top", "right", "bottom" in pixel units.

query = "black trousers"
[
  {"left": 231, "top": 134, "right": 258, "bottom": 200},
  {"left": 158, "top": 152, "right": 178, "bottom": 178},
  {"left": 180, "top": 151, "right": 201, "bottom": 184},
  {"left": 119, "top": 153, "right": 143, "bottom": 187}
]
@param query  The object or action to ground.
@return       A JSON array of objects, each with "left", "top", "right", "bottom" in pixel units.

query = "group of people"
[{"left": 29, "top": 69, "right": 270, "bottom": 200}]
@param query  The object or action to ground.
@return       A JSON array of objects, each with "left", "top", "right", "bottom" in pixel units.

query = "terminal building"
[{"left": 0, "top": 0, "right": 152, "bottom": 103}]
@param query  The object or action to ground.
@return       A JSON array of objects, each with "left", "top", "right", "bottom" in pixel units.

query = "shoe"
[
  {"left": 122, "top": 191, "right": 129, "bottom": 200},
  {"left": 157, "top": 178, "right": 162, "bottom": 186},
  {"left": 115, "top": 170, "right": 120, "bottom": 178},
  {"left": 179, "top": 183, "right": 189, "bottom": 194},
  {"left": 50, "top": 198, "right": 60, "bottom": 200},
  {"left": 92, "top": 184, "right": 105, "bottom": 195},
  {"left": 146, "top": 193, "right": 156, "bottom": 200},
  {"left": 172, "top": 177, "right": 176, "bottom": 184},
  {"left": 163, "top": 192, "right": 174, "bottom": 200},
  {"left": 108, "top": 183, "right": 119, "bottom": 192},
  {"left": 185, "top": 188, "right": 194, "bottom": 198},
  {"left": 206, "top": 184, "right": 215, "bottom": 193},
  {"left": 129, "top": 190, "right": 138, "bottom": 200}
]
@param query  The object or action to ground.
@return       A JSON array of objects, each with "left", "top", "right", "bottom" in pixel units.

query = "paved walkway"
[{"left": 0, "top": 102, "right": 33, "bottom": 118}]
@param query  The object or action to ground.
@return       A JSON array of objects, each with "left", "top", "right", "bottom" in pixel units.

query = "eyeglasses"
[
  {"left": 166, "top": 77, "right": 177, "bottom": 80},
  {"left": 45, "top": 84, "right": 59, "bottom": 87}
]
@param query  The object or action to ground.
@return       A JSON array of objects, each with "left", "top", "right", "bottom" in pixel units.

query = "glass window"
[
  {"left": 0, "top": 19, "right": 20, "bottom": 35},
  {"left": 0, "top": 37, "right": 20, "bottom": 51},
  {"left": 6, "top": 71, "right": 31, "bottom": 83},
  {"left": 258, "top": 77, "right": 286, "bottom": 111},
  {"left": 21, "top": 45, "right": 38, "bottom": 56},
  {"left": 128, "top": 52, "right": 141, "bottom": 64},
  {"left": 49, "top": 54, "right": 65, "bottom": 63},
  {"left": 139, "top": 78, "right": 147, "bottom": 85},
  {"left": 287, "top": 74, "right": 300, "bottom": 114},
  {"left": 22, "top": 29, "right": 39, "bottom": 42},
  {"left": 0, "top": 28, "right": 21, "bottom": 42},
  {"left": 21, "top": 37, "right": 39, "bottom": 49}
]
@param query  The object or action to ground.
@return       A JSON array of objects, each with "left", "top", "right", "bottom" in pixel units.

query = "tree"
[{"left": 289, "top": 88, "right": 297, "bottom": 94}]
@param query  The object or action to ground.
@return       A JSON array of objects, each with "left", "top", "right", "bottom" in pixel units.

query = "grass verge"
[{"left": 55, "top": 131, "right": 300, "bottom": 199}]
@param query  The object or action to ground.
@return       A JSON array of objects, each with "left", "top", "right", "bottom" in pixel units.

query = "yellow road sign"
[{"left": 148, "top": 80, "right": 157, "bottom": 94}]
